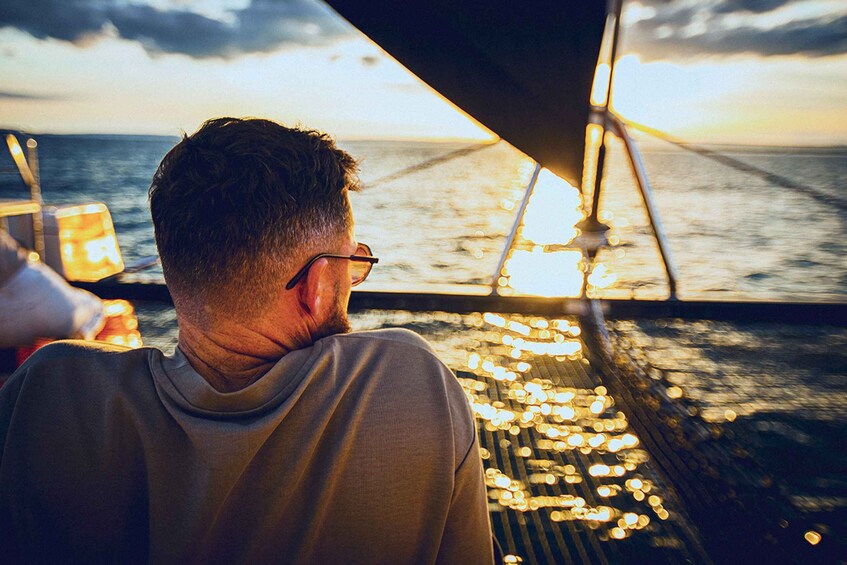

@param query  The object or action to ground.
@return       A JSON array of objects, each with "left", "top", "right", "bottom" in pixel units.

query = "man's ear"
[{"left": 296, "top": 257, "right": 330, "bottom": 315}]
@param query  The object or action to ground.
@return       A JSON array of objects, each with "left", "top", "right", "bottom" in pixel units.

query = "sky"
[{"left": 1, "top": 0, "right": 846, "bottom": 144}]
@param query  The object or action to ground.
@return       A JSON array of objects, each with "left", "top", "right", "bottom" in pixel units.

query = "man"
[{"left": 0, "top": 118, "right": 495, "bottom": 563}]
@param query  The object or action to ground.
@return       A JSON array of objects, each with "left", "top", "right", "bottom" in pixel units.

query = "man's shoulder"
[
  {"left": 324, "top": 329, "right": 476, "bottom": 465},
  {"left": 0, "top": 342, "right": 158, "bottom": 429},
  {"left": 9, "top": 340, "right": 155, "bottom": 388},
  {"left": 323, "top": 328, "right": 464, "bottom": 403},
  {"left": 333, "top": 328, "right": 434, "bottom": 353},
  {"left": 23, "top": 339, "right": 143, "bottom": 366},
  {"left": 327, "top": 328, "right": 446, "bottom": 371}
]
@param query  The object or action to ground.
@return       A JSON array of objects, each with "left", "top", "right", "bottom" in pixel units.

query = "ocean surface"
[
  {"left": 2, "top": 134, "right": 846, "bottom": 556},
  {"left": 2, "top": 134, "right": 844, "bottom": 297}
]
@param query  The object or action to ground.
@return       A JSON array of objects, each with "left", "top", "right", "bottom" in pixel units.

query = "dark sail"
[{"left": 324, "top": 0, "right": 607, "bottom": 186}]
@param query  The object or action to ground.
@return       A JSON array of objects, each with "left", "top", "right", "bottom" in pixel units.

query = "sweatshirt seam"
[{"left": 453, "top": 421, "right": 478, "bottom": 477}]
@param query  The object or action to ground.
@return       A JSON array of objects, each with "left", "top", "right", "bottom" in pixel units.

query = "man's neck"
[{"left": 176, "top": 316, "right": 311, "bottom": 393}]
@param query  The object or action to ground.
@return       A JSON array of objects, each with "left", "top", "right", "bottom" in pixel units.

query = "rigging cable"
[
  {"left": 621, "top": 120, "right": 847, "bottom": 213},
  {"left": 362, "top": 141, "right": 497, "bottom": 189}
]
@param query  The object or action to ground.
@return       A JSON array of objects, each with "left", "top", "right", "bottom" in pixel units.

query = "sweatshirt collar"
[{"left": 150, "top": 340, "right": 324, "bottom": 416}]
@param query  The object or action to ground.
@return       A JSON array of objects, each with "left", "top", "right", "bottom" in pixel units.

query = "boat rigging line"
[
  {"left": 621, "top": 120, "right": 847, "bottom": 213},
  {"left": 362, "top": 141, "right": 497, "bottom": 189}
]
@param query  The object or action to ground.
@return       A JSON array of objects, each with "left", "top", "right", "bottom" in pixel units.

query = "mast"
[
  {"left": 577, "top": 0, "right": 681, "bottom": 298},
  {"left": 576, "top": 0, "right": 622, "bottom": 255}
]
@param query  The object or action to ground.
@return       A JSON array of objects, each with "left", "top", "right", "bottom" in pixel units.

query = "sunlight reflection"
[
  {"left": 587, "top": 263, "right": 619, "bottom": 290},
  {"left": 448, "top": 311, "right": 688, "bottom": 551},
  {"left": 503, "top": 249, "right": 584, "bottom": 297},
  {"left": 351, "top": 311, "right": 697, "bottom": 558},
  {"left": 581, "top": 123, "right": 604, "bottom": 194},
  {"left": 519, "top": 169, "right": 583, "bottom": 245},
  {"left": 591, "top": 62, "right": 611, "bottom": 107},
  {"left": 497, "top": 168, "right": 595, "bottom": 297},
  {"left": 497, "top": 164, "right": 625, "bottom": 298}
]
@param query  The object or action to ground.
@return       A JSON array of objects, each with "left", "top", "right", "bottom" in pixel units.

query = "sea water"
[{"left": 2, "top": 134, "right": 844, "bottom": 297}]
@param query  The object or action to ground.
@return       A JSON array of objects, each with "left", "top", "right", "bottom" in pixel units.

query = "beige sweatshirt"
[{"left": 0, "top": 328, "right": 494, "bottom": 564}]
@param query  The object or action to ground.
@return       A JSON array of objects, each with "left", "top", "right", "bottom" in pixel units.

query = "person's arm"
[
  {"left": 0, "top": 231, "right": 27, "bottom": 287},
  {"left": 0, "top": 240, "right": 104, "bottom": 347}
]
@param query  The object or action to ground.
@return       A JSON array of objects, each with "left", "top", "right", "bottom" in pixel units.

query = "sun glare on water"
[{"left": 497, "top": 168, "right": 618, "bottom": 298}]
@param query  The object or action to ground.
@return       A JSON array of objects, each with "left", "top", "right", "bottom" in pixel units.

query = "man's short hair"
[{"left": 149, "top": 117, "right": 359, "bottom": 322}]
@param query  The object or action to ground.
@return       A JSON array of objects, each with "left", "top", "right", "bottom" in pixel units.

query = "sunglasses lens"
[
  {"left": 350, "top": 263, "right": 370, "bottom": 285},
  {"left": 350, "top": 243, "right": 373, "bottom": 286}
]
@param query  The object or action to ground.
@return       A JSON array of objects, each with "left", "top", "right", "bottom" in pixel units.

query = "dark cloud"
[
  {"left": 0, "top": 0, "right": 353, "bottom": 59},
  {"left": 2, "top": 0, "right": 844, "bottom": 61},
  {"left": 360, "top": 55, "right": 379, "bottom": 66},
  {"left": 713, "top": 0, "right": 793, "bottom": 14},
  {"left": 0, "top": 91, "right": 65, "bottom": 100},
  {"left": 1, "top": 0, "right": 109, "bottom": 42},
  {"left": 626, "top": 0, "right": 847, "bottom": 59}
]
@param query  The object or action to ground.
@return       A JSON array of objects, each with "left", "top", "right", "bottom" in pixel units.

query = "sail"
[{"left": 324, "top": 0, "right": 607, "bottom": 187}]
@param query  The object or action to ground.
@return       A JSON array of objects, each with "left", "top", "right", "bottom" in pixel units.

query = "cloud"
[
  {"left": 3, "top": 0, "right": 844, "bottom": 61},
  {"left": 0, "top": 0, "right": 353, "bottom": 59},
  {"left": 625, "top": 0, "right": 847, "bottom": 59},
  {"left": 713, "top": 0, "right": 793, "bottom": 14},
  {"left": 1, "top": 0, "right": 109, "bottom": 42},
  {"left": 0, "top": 91, "right": 66, "bottom": 100}
]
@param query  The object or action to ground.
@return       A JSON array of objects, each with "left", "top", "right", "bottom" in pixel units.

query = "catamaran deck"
[{"left": 405, "top": 311, "right": 708, "bottom": 563}]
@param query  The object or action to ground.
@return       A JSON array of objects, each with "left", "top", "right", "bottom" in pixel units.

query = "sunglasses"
[{"left": 285, "top": 242, "right": 378, "bottom": 290}]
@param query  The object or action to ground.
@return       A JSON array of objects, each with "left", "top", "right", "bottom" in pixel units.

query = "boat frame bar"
[
  {"left": 73, "top": 279, "right": 847, "bottom": 326},
  {"left": 579, "top": 0, "right": 679, "bottom": 298},
  {"left": 4, "top": 134, "right": 45, "bottom": 259},
  {"left": 490, "top": 162, "right": 541, "bottom": 293},
  {"left": 605, "top": 112, "right": 681, "bottom": 298}
]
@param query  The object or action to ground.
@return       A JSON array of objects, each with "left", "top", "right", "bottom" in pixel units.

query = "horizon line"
[
  {"left": 2, "top": 126, "right": 846, "bottom": 150},
  {"left": 0, "top": 126, "right": 497, "bottom": 145}
]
